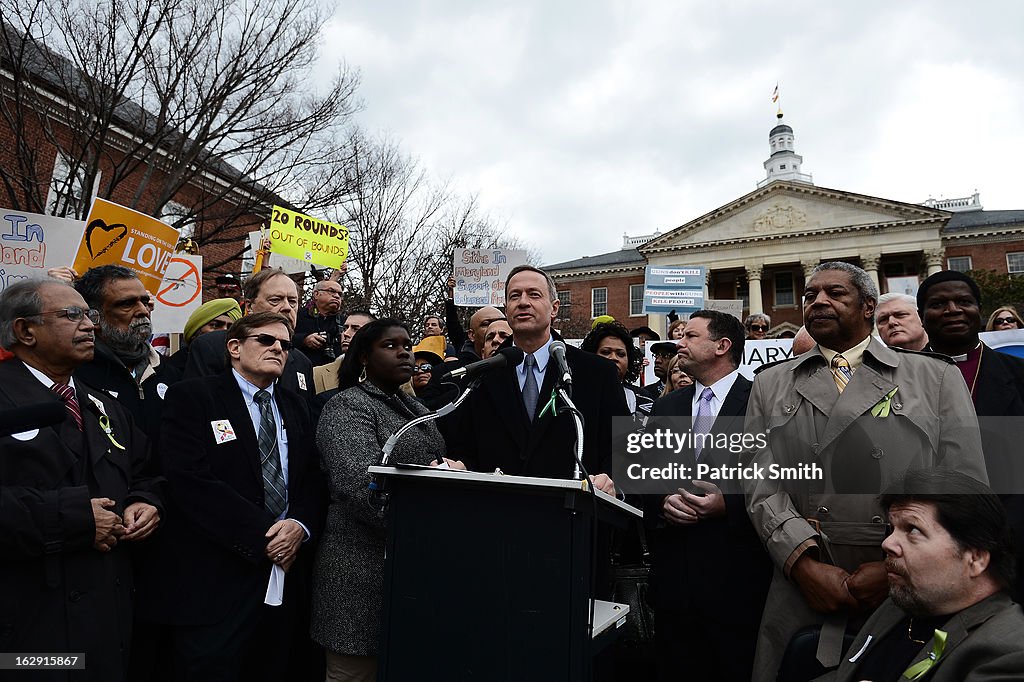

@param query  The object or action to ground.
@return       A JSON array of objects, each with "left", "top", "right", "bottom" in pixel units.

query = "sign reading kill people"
[
  {"left": 72, "top": 198, "right": 179, "bottom": 291},
  {"left": 453, "top": 248, "right": 529, "bottom": 307},
  {"left": 642, "top": 265, "right": 706, "bottom": 314},
  {"left": 0, "top": 209, "right": 84, "bottom": 293},
  {"left": 268, "top": 205, "right": 348, "bottom": 269}
]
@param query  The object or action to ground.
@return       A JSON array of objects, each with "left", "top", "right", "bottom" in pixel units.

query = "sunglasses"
[
  {"left": 994, "top": 317, "right": 1018, "bottom": 325},
  {"left": 36, "top": 306, "right": 100, "bottom": 324},
  {"left": 749, "top": 324, "right": 769, "bottom": 332},
  {"left": 413, "top": 363, "right": 433, "bottom": 374},
  {"left": 245, "top": 334, "right": 293, "bottom": 351}
]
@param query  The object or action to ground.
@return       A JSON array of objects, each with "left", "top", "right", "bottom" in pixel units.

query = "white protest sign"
[
  {"left": 703, "top": 299, "right": 744, "bottom": 321},
  {"left": 739, "top": 338, "right": 796, "bottom": 380},
  {"left": 0, "top": 209, "right": 84, "bottom": 293},
  {"left": 151, "top": 254, "right": 203, "bottom": 333},
  {"left": 453, "top": 248, "right": 528, "bottom": 307},
  {"left": 248, "top": 231, "right": 308, "bottom": 275}
]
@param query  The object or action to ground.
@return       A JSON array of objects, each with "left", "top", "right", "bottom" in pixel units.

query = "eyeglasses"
[
  {"left": 749, "top": 325, "right": 769, "bottom": 332},
  {"left": 36, "top": 307, "right": 100, "bottom": 324},
  {"left": 994, "top": 317, "right": 1018, "bottom": 325},
  {"left": 244, "top": 334, "right": 293, "bottom": 351},
  {"left": 315, "top": 289, "right": 343, "bottom": 298},
  {"left": 413, "top": 364, "right": 433, "bottom": 374}
]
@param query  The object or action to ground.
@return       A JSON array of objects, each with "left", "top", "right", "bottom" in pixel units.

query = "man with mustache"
[
  {"left": 744, "top": 261, "right": 987, "bottom": 681},
  {"left": 823, "top": 469, "right": 1024, "bottom": 682},
  {"left": 0, "top": 278, "right": 163, "bottom": 681},
  {"left": 74, "top": 265, "right": 172, "bottom": 440}
]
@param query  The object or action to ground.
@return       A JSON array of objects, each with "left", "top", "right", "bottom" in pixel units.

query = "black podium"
[{"left": 370, "top": 465, "right": 642, "bottom": 681}]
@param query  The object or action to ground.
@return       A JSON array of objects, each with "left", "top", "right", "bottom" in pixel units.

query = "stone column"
[
  {"left": 801, "top": 259, "right": 819, "bottom": 281},
  {"left": 745, "top": 264, "right": 763, "bottom": 315},
  {"left": 861, "top": 253, "right": 881, "bottom": 293},
  {"left": 925, "top": 249, "right": 945, "bottom": 276}
]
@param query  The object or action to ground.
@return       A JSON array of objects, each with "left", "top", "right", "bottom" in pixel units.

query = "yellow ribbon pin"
[
  {"left": 98, "top": 414, "right": 126, "bottom": 450},
  {"left": 871, "top": 387, "right": 899, "bottom": 418}
]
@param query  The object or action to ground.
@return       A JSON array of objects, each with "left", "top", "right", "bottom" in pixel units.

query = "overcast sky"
[{"left": 318, "top": 1, "right": 1024, "bottom": 266}]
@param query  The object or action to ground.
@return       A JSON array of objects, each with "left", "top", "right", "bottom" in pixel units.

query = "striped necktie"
[
  {"left": 253, "top": 389, "right": 288, "bottom": 518},
  {"left": 51, "top": 382, "right": 83, "bottom": 431},
  {"left": 693, "top": 386, "right": 715, "bottom": 459},
  {"left": 831, "top": 354, "right": 853, "bottom": 393}
]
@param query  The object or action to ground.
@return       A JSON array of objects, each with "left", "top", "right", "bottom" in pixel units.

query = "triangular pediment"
[{"left": 639, "top": 182, "right": 950, "bottom": 252}]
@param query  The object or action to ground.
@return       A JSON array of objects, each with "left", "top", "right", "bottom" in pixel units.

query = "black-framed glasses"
[
  {"left": 245, "top": 334, "right": 293, "bottom": 351},
  {"left": 994, "top": 317, "right": 1018, "bottom": 325},
  {"left": 413, "top": 363, "right": 433, "bottom": 374},
  {"left": 750, "top": 324, "right": 769, "bottom": 332},
  {"left": 36, "top": 307, "right": 100, "bottom": 324},
  {"left": 315, "top": 288, "right": 343, "bottom": 298}
]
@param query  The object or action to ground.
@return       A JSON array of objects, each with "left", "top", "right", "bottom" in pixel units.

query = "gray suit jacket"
[
  {"left": 820, "top": 593, "right": 1024, "bottom": 682},
  {"left": 745, "top": 338, "right": 989, "bottom": 681}
]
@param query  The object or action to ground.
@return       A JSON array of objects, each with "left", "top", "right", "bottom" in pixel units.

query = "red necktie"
[{"left": 51, "top": 382, "right": 83, "bottom": 431}]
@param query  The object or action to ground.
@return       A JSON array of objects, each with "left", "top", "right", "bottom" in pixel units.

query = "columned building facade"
[{"left": 547, "top": 115, "right": 1024, "bottom": 337}]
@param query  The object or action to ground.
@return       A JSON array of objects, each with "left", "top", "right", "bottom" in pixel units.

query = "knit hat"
[
  {"left": 183, "top": 298, "right": 243, "bottom": 343},
  {"left": 916, "top": 271, "right": 981, "bottom": 313},
  {"left": 591, "top": 314, "right": 616, "bottom": 329}
]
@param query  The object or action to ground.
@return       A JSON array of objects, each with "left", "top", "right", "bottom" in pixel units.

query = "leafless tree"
[
  {"left": 0, "top": 0, "right": 360, "bottom": 272},
  {"left": 330, "top": 130, "right": 538, "bottom": 326}
]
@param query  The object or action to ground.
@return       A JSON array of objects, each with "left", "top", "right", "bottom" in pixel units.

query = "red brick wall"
[{"left": 945, "top": 240, "right": 1024, "bottom": 273}]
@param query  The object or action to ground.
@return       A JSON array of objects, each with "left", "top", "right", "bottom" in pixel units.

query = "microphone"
[
  {"left": 442, "top": 346, "right": 525, "bottom": 380},
  {"left": 550, "top": 340, "right": 572, "bottom": 388},
  {"left": 0, "top": 401, "right": 67, "bottom": 438}
]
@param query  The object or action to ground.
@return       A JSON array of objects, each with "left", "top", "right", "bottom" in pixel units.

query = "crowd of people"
[{"left": 2, "top": 259, "right": 1024, "bottom": 682}]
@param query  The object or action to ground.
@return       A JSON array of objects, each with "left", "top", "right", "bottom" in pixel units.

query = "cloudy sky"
[{"left": 318, "top": 1, "right": 1024, "bottom": 266}]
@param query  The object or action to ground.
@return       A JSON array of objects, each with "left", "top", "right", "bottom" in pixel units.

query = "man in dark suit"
[
  {"left": 918, "top": 269, "right": 1024, "bottom": 600},
  {"left": 185, "top": 268, "right": 314, "bottom": 400},
  {"left": 444, "top": 265, "right": 628, "bottom": 488},
  {"left": 0, "top": 278, "right": 162, "bottom": 681},
  {"left": 138, "top": 311, "right": 324, "bottom": 680},
  {"left": 644, "top": 309, "right": 771, "bottom": 682}
]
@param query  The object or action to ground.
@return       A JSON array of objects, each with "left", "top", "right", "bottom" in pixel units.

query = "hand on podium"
[
  {"left": 430, "top": 457, "right": 466, "bottom": 470},
  {"left": 589, "top": 473, "right": 615, "bottom": 495}
]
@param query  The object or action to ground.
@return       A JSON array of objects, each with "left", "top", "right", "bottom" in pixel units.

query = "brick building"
[
  {"left": 547, "top": 115, "right": 1024, "bottom": 338},
  {"left": 0, "top": 23, "right": 276, "bottom": 301}
]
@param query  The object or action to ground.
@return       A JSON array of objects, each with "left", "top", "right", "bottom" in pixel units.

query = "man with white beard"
[{"left": 74, "top": 264, "right": 171, "bottom": 440}]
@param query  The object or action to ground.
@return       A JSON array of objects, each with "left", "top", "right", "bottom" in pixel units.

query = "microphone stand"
[
  {"left": 557, "top": 384, "right": 585, "bottom": 482},
  {"left": 368, "top": 377, "right": 483, "bottom": 509}
]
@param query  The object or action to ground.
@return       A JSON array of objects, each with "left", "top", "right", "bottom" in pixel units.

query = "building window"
[
  {"left": 736, "top": 278, "right": 749, "bottom": 309},
  {"left": 779, "top": 164, "right": 787, "bottom": 170},
  {"left": 557, "top": 290, "right": 572, "bottom": 311},
  {"left": 591, "top": 287, "right": 608, "bottom": 318},
  {"left": 629, "top": 284, "right": 644, "bottom": 316},
  {"left": 947, "top": 256, "right": 972, "bottom": 272},
  {"left": 774, "top": 271, "right": 795, "bottom": 306},
  {"left": 46, "top": 153, "right": 99, "bottom": 218},
  {"left": 1007, "top": 253, "right": 1024, "bottom": 275},
  {"left": 160, "top": 200, "right": 194, "bottom": 240}
]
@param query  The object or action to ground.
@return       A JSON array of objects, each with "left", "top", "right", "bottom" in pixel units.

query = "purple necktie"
[{"left": 693, "top": 386, "right": 715, "bottom": 459}]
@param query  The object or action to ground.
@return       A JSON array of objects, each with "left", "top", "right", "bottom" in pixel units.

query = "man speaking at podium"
[{"left": 444, "top": 265, "right": 628, "bottom": 492}]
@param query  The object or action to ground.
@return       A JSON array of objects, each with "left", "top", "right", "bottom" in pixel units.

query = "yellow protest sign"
[
  {"left": 72, "top": 198, "right": 179, "bottom": 291},
  {"left": 268, "top": 205, "right": 348, "bottom": 269}
]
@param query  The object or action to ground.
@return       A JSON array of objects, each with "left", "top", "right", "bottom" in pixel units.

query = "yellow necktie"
[{"left": 831, "top": 354, "right": 853, "bottom": 393}]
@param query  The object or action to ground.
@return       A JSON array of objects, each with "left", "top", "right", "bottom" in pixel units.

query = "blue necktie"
[
  {"left": 522, "top": 353, "right": 539, "bottom": 421},
  {"left": 693, "top": 386, "right": 715, "bottom": 460}
]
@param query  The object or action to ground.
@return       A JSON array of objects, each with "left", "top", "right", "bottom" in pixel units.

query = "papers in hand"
[{"left": 264, "top": 564, "right": 285, "bottom": 606}]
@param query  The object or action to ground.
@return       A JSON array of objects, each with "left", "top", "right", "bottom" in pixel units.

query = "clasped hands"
[
  {"left": 266, "top": 519, "right": 305, "bottom": 572},
  {"left": 790, "top": 555, "right": 888, "bottom": 614},
  {"left": 662, "top": 480, "right": 726, "bottom": 524},
  {"left": 92, "top": 498, "right": 160, "bottom": 552}
]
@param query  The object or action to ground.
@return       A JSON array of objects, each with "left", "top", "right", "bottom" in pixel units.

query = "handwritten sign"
[
  {"left": 452, "top": 248, "right": 528, "bottom": 307},
  {"left": 151, "top": 254, "right": 203, "bottom": 333},
  {"left": 0, "top": 209, "right": 84, "bottom": 293},
  {"left": 72, "top": 198, "right": 179, "bottom": 291},
  {"left": 268, "top": 205, "right": 348, "bottom": 269}
]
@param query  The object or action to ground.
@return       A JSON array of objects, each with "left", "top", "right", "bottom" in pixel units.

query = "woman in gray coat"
[{"left": 313, "top": 319, "right": 446, "bottom": 681}]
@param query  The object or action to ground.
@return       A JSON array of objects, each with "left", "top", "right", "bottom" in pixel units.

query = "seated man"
[{"left": 820, "top": 468, "right": 1024, "bottom": 681}]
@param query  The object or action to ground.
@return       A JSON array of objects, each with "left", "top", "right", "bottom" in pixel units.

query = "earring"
[{"left": 359, "top": 367, "right": 367, "bottom": 383}]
